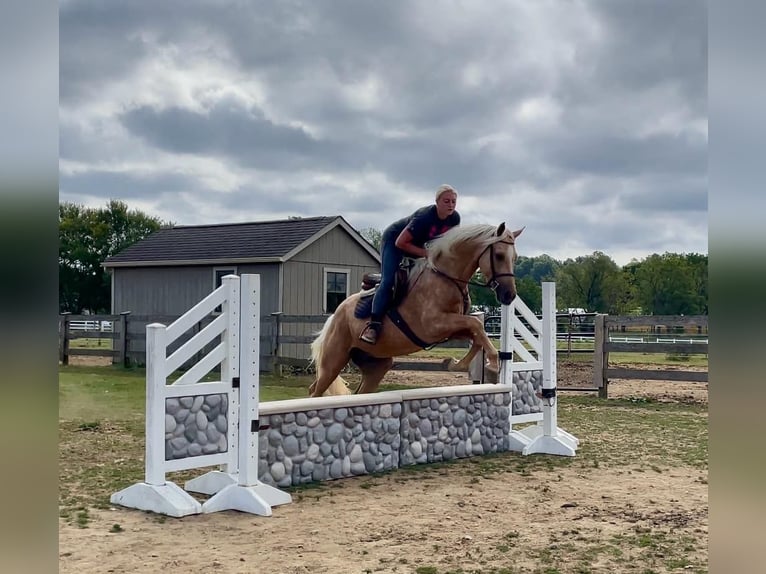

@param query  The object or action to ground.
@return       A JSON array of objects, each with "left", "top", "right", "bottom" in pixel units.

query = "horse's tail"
[{"left": 310, "top": 314, "right": 352, "bottom": 396}]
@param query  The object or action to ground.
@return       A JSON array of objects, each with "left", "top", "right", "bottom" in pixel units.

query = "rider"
[{"left": 360, "top": 184, "right": 461, "bottom": 345}]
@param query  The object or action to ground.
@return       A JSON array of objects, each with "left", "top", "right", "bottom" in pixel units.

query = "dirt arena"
[{"left": 59, "top": 360, "right": 708, "bottom": 573}]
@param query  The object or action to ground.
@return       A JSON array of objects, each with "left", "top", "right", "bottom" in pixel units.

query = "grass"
[
  {"left": 411, "top": 345, "right": 708, "bottom": 368},
  {"left": 58, "top": 364, "right": 316, "bottom": 421},
  {"left": 58, "top": 365, "right": 707, "bottom": 517},
  {"left": 398, "top": 525, "right": 708, "bottom": 574},
  {"left": 68, "top": 337, "right": 113, "bottom": 349}
]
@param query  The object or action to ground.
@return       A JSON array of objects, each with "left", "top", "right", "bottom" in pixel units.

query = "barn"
[{"left": 102, "top": 215, "right": 380, "bottom": 365}]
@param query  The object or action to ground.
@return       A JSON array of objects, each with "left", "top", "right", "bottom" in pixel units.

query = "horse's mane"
[{"left": 426, "top": 224, "right": 503, "bottom": 264}]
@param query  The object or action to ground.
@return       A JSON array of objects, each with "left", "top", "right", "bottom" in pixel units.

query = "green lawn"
[
  {"left": 413, "top": 344, "right": 707, "bottom": 368},
  {"left": 59, "top": 365, "right": 319, "bottom": 421},
  {"left": 68, "top": 337, "right": 114, "bottom": 349},
  {"left": 59, "top": 345, "right": 706, "bottom": 422}
]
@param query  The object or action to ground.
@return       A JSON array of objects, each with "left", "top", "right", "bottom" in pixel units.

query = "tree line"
[
  {"left": 59, "top": 203, "right": 707, "bottom": 317},
  {"left": 59, "top": 201, "right": 171, "bottom": 313}
]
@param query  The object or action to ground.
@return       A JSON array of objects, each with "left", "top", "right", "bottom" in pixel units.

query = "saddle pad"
[{"left": 354, "top": 289, "right": 375, "bottom": 319}]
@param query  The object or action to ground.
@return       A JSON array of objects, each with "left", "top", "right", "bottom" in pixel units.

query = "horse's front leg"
[
  {"left": 433, "top": 315, "right": 501, "bottom": 373},
  {"left": 447, "top": 340, "right": 483, "bottom": 372}
]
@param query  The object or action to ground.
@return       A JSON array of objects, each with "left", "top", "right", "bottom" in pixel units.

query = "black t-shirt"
[{"left": 386, "top": 205, "right": 461, "bottom": 248}]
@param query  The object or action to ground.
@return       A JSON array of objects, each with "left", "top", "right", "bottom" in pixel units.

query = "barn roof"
[{"left": 103, "top": 215, "right": 380, "bottom": 267}]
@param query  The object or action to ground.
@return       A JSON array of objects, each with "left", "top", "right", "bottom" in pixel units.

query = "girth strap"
[{"left": 386, "top": 308, "right": 444, "bottom": 350}]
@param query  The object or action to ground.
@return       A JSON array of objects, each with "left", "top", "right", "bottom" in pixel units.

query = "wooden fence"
[
  {"left": 593, "top": 314, "right": 709, "bottom": 398},
  {"left": 60, "top": 312, "right": 277, "bottom": 369},
  {"left": 60, "top": 310, "right": 607, "bottom": 377},
  {"left": 59, "top": 313, "right": 131, "bottom": 366},
  {"left": 58, "top": 312, "right": 475, "bottom": 374}
]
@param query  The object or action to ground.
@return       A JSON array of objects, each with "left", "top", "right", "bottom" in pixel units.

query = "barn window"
[
  {"left": 324, "top": 268, "right": 349, "bottom": 313},
  {"left": 213, "top": 267, "right": 238, "bottom": 313}
]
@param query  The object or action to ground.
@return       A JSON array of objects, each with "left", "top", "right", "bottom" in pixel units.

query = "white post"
[
  {"left": 222, "top": 274, "right": 241, "bottom": 475},
  {"left": 202, "top": 274, "right": 292, "bottom": 515},
  {"left": 238, "top": 273, "right": 261, "bottom": 485},
  {"left": 468, "top": 311, "right": 485, "bottom": 383},
  {"left": 184, "top": 274, "right": 242, "bottom": 496},
  {"left": 499, "top": 301, "right": 514, "bottom": 386},
  {"left": 521, "top": 282, "right": 579, "bottom": 456},
  {"left": 145, "top": 323, "right": 168, "bottom": 486},
  {"left": 541, "top": 283, "right": 557, "bottom": 437}
]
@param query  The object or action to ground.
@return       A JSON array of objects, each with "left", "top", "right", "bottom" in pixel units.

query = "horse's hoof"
[
  {"left": 485, "top": 362, "right": 500, "bottom": 373},
  {"left": 443, "top": 358, "right": 463, "bottom": 372}
]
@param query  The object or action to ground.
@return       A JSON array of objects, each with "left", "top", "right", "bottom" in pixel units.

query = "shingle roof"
[{"left": 104, "top": 216, "right": 345, "bottom": 266}]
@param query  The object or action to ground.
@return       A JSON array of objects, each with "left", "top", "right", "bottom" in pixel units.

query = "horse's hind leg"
[
  {"left": 310, "top": 351, "right": 351, "bottom": 397},
  {"left": 358, "top": 358, "right": 393, "bottom": 394},
  {"left": 350, "top": 351, "right": 393, "bottom": 394}
]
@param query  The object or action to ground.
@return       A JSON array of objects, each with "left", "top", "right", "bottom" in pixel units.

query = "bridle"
[
  {"left": 429, "top": 239, "right": 516, "bottom": 297},
  {"left": 481, "top": 239, "right": 516, "bottom": 291}
]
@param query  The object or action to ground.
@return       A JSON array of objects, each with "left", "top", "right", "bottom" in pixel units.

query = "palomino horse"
[{"left": 308, "top": 223, "right": 523, "bottom": 397}]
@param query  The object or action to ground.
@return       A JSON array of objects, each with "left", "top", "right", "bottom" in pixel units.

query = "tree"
[
  {"left": 515, "top": 276, "right": 543, "bottom": 313},
  {"left": 468, "top": 271, "right": 502, "bottom": 314},
  {"left": 512, "top": 254, "right": 559, "bottom": 312},
  {"left": 515, "top": 254, "right": 560, "bottom": 284},
  {"left": 620, "top": 259, "right": 643, "bottom": 314},
  {"left": 59, "top": 200, "right": 171, "bottom": 313},
  {"left": 555, "top": 252, "right": 625, "bottom": 313},
  {"left": 359, "top": 227, "right": 382, "bottom": 251},
  {"left": 685, "top": 253, "right": 708, "bottom": 314},
  {"left": 633, "top": 253, "right": 704, "bottom": 315}
]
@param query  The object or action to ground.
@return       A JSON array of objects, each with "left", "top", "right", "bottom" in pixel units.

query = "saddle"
[
  {"left": 355, "top": 257, "right": 461, "bottom": 349},
  {"left": 355, "top": 259, "right": 415, "bottom": 318}
]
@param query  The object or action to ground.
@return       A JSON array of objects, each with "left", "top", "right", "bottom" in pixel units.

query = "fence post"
[
  {"left": 145, "top": 323, "right": 168, "bottom": 486},
  {"left": 498, "top": 302, "right": 514, "bottom": 386},
  {"left": 593, "top": 314, "right": 608, "bottom": 398},
  {"left": 469, "top": 311, "right": 485, "bottom": 383},
  {"left": 541, "top": 283, "right": 557, "bottom": 437},
  {"left": 271, "top": 312, "right": 282, "bottom": 376},
  {"left": 118, "top": 312, "right": 131, "bottom": 367},
  {"left": 59, "top": 313, "right": 71, "bottom": 365}
]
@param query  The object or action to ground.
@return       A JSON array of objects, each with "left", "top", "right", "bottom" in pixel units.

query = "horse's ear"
[
  {"left": 512, "top": 226, "right": 525, "bottom": 239},
  {"left": 496, "top": 222, "right": 506, "bottom": 236}
]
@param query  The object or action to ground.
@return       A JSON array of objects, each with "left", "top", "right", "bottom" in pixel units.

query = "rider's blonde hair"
[{"left": 435, "top": 184, "right": 457, "bottom": 201}]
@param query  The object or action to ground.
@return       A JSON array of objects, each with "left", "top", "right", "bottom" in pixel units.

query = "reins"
[{"left": 429, "top": 239, "right": 516, "bottom": 295}]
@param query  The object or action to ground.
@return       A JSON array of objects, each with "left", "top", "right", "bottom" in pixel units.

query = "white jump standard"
[
  {"left": 501, "top": 282, "right": 579, "bottom": 456},
  {"left": 110, "top": 275, "right": 291, "bottom": 517}
]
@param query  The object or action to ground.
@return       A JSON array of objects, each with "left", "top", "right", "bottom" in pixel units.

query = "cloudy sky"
[{"left": 59, "top": 0, "right": 707, "bottom": 266}]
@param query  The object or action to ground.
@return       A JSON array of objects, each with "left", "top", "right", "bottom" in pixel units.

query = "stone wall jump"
[{"left": 163, "top": 371, "right": 543, "bottom": 489}]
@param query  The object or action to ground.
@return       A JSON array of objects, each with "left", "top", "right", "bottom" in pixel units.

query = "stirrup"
[{"left": 360, "top": 321, "right": 381, "bottom": 345}]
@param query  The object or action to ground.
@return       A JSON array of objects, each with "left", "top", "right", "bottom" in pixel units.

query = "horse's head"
[{"left": 477, "top": 223, "right": 524, "bottom": 305}]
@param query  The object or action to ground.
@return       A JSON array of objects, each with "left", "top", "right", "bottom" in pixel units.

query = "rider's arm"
[{"left": 395, "top": 228, "right": 428, "bottom": 258}]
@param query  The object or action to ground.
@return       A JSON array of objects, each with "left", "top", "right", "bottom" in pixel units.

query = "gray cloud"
[
  {"left": 542, "top": 133, "right": 706, "bottom": 177},
  {"left": 59, "top": 0, "right": 707, "bottom": 265},
  {"left": 121, "top": 104, "right": 325, "bottom": 167},
  {"left": 60, "top": 169, "right": 197, "bottom": 201}
]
